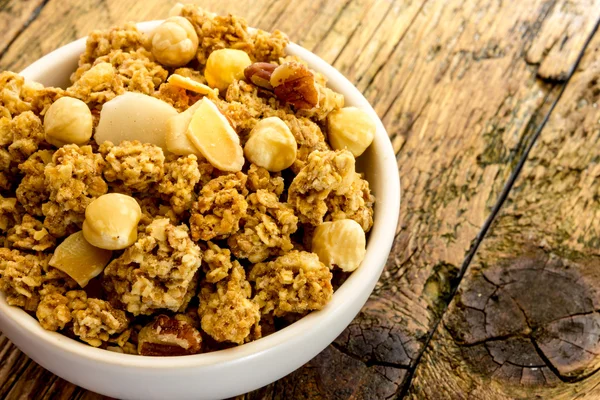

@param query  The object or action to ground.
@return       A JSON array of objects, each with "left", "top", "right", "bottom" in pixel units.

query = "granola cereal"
[{"left": 0, "top": 4, "right": 376, "bottom": 356}]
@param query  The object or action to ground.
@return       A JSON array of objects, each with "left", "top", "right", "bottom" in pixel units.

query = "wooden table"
[{"left": 2, "top": 0, "right": 600, "bottom": 398}]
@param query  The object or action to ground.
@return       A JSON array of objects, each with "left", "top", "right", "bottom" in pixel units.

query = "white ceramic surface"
[{"left": 0, "top": 21, "right": 401, "bottom": 400}]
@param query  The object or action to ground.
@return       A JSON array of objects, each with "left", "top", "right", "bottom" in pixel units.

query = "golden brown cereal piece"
[
  {"left": 0, "top": 248, "right": 51, "bottom": 311},
  {"left": 76, "top": 23, "right": 148, "bottom": 68},
  {"left": 287, "top": 150, "right": 356, "bottom": 226},
  {"left": 0, "top": 72, "right": 63, "bottom": 117},
  {"left": 0, "top": 196, "right": 23, "bottom": 232},
  {"left": 103, "top": 218, "right": 202, "bottom": 315},
  {"left": 270, "top": 62, "right": 318, "bottom": 110},
  {"left": 42, "top": 145, "right": 108, "bottom": 237},
  {"left": 177, "top": 5, "right": 288, "bottom": 64},
  {"left": 100, "top": 141, "right": 165, "bottom": 192},
  {"left": 158, "top": 154, "right": 201, "bottom": 214},
  {"left": 72, "top": 295, "right": 129, "bottom": 347},
  {"left": 246, "top": 164, "right": 284, "bottom": 196},
  {"left": 16, "top": 149, "right": 54, "bottom": 216},
  {"left": 66, "top": 62, "right": 125, "bottom": 109},
  {"left": 154, "top": 81, "right": 201, "bottom": 112},
  {"left": 325, "top": 173, "right": 375, "bottom": 232},
  {"left": 198, "top": 262, "right": 260, "bottom": 344},
  {"left": 249, "top": 250, "right": 333, "bottom": 317},
  {"left": 8, "top": 111, "right": 45, "bottom": 164},
  {"left": 138, "top": 314, "right": 202, "bottom": 356},
  {"left": 96, "top": 49, "right": 168, "bottom": 94},
  {"left": 202, "top": 241, "right": 234, "bottom": 283},
  {"left": 36, "top": 292, "right": 71, "bottom": 331},
  {"left": 228, "top": 190, "right": 298, "bottom": 263},
  {"left": 189, "top": 172, "right": 248, "bottom": 241},
  {"left": 7, "top": 214, "right": 55, "bottom": 251}
]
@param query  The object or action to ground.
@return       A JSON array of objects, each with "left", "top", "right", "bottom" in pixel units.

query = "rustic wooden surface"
[{"left": 1, "top": 0, "right": 600, "bottom": 399}]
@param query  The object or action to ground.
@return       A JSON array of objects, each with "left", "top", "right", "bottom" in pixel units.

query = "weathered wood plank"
[
  {"left": 256, "top": 0, "right": 600, "bottom": 397},
  {"left": 0, "top": 0, "right": 46, "bottom": 56},
  {"left": 408, "top": 21, "right": 600, "bottom": 400}
]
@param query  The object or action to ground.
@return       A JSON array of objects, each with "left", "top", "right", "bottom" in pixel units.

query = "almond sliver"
[
  {"left": 168, "top": 74, "right": 218, "bottom": 98},
  {"left": 185, "top": 98, "right": 244, "bottom": 172}
]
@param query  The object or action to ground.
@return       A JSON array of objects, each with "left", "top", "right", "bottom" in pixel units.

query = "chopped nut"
[
  {"left": 94, "top": 92, "right": 178, "bottom": 151},
  {"left": 151, "top": 17, "right": 199, "bottom": 67},
  {"left": 82, "top": 193, "right": 142, "bottom": 250},
  {"left": 244, "top": 62, "right": 277, "bottom": 90},
  {"left": 312, "top": 219, "right": 366, "bottom": 272},
  {"left": 49, "top": 231, "right": 113, "bottom": 287},
  {"left": 327, "top": 107, "right": 375, "bottom": 157},
  {"left": 205, "top": 49, "right": 252, "bottom": 92},
  {"left": 244, "top": 116, "right": 297, "bottom": 172},
  {"left": 138, "top": 314, "right": 202, "bottom": 356},
  {"left": 186, "top": 97, "right": 244, "bottom": 172},
  {"left": 167, "top": 74, "right": 218, "bottom": 98},
  {"left": 166, "top": 100, "right": 204, "bottom": 156},
  {"left": 44, "top": 97, "right": 93, "bottom": 147},
  {"left": 270, "top": 62, "right": 318, "bottom": 109}
]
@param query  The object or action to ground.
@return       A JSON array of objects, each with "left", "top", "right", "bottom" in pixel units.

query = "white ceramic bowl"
[{"left": 0, "top": 21, "right": 401, "bottom": 400}]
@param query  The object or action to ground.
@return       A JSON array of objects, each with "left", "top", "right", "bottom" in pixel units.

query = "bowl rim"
[{"left": 1, "top": 20, "right": 401, "bottom": 369}]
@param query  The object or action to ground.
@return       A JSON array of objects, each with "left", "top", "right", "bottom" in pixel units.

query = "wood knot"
[{"left": 446, "top": 250, "right": 600, "bottom": 386}]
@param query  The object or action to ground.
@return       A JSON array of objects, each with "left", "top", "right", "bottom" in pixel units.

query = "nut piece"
[
  {"left": 82, "top": 193, "right": 142, "bottom": 250},
  {"left": 151, "top": 17, "right": 199, "bottom": 67},
  {"left": 311, "top": 219, "right": 366, "bottom": 272},
  {"left": 327, "top": 107, "right": 376, "bottom": 157},
  {"left": 244, "top": 62, "right": 277, "bottom": 90},
  {"left": 138, "top": 314, "right": 202, "bottom": 356},
  {"left": 166, "top": 100, "right": 203, "bottom": 156},
  {"left": 186, "top": 97, "right": 244, "bottom": 171},
  {"left": 204, "top": 49, "right": 252, "bottom": 92},
  {"left": 95, "top": 92, "right": 178, "bottom": 151},
  {"left": 49, "top": 231, "right": 113, "bottom": 287},
  {"left": 244, "top": 117, "right": 297, "bottom": 172},
  {"left": 270, "top": 62, "right": 319, "bottom": 109},
  {"left": 167, "top": 74, "right": 218, "bottom": 98},
  {"left": 44, "top": 97, "right": 93, "bottom": 147}
]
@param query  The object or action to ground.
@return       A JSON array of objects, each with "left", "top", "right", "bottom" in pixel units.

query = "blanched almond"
[
  {"left": 49, "top": 231, "right": 112, "bottom": 287},
  {"left": 166, "top": 101, "right": 203, "bottom": 156},
  {"left": 94, "top": 92, "right": 178, "bottom": 151},
  {"left": 185, "top": 98, "right": 244, "bottom": 172}
]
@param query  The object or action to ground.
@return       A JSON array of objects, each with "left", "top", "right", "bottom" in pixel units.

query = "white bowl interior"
[{"left": 0, "top": 20, "right": 401, "bottom": 399}]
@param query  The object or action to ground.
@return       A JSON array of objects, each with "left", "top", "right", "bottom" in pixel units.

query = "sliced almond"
[
  {"left": 49, "top": 231, "right": 113, "bottom": 287},
  {"left": 167, "top": 74, "right": 218, "bottom": 99},
  {"left": 166, "top": 100, "right": 203, "bottom": 156},
  {"left": 185, "top": 98, "right": 244, "bottom": 172},
  {"left": 95, "top": 92, "right": 178, "bottom": 151}
]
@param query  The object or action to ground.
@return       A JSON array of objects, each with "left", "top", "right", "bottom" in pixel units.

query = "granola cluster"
[{"left": 0, "top": 4, "right": 376, "bottom": 355}]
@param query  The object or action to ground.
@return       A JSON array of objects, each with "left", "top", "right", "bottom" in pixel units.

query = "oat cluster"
[{"left": 0, "top": 4, "right": 375, "bottom": 356}]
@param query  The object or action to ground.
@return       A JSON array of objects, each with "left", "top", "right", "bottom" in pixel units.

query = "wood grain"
[
  {"left": 408, "top": 21, "right": 600, "bottom": 400},
  {"left": 0, "top": 0, "right": 45, "bottom": 56},
  {"left": 0, "top": 0, "right": 600, "bottom": 399}
]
